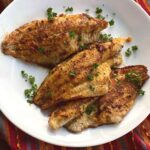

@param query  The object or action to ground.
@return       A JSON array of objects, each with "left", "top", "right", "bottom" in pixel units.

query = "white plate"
[{"left": 0, "top": 0, "right": 150, "bottom": 147}]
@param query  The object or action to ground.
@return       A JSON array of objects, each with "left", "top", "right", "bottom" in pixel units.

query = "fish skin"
[
  {"left": 49, "top": 55, "right": 122, "bottom": 130},
  {"left": 1, "top": 14, "right": 108, "bottom": 67},
  {"left": 33, "top": 38, "right": 125, "bottom": 109},
  {"left": 65, "top": 65, "right": 149, "bottom": 133}
]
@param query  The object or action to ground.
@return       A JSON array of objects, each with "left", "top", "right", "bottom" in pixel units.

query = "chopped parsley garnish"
[
  {"left": 21, "top": 70, "right": 37, "bottom": 104},
  {"left": 138, "top": 89, "right": 145, "bottom": 96},
  {"left": 96, "top": 14, "right": 105, "bottom": 19},
  {"left": 125, "top": 71, "right": 142, "bottom": 87},
  {"left": 125, "top": 48, "right": 132, "bottom": 57},
  {"left": 37, "top": 47, "right": 45, "bottom": 53},
  {"left": 95, "top": 7, "right": 104, "bottom": 19},
  {"left": 79, "top": 44, "right": 88, "bottom": 50},
  {"left": 87, "top": 74, "right": 94, "bottom": 81},
  {"left": 109, "top": 19, "right": 115, "bottom": 26},
  {"left": 69, "top": 71, "right": 76, "bottom": 77},
  {"left": 69, "top": 31, "right": 76, "bottom": 39},
  {"left": 47, "top": 8, "right": 57, "bottom": 21},
  {"left": 85, "top": 104, "right": 96, "bottom": 115},
  {"left": 21, "top": 70, "right": 28, "bottom": 81},
  {"left": 87, "top": 63, "right": 99, "bottom": 81},
  {"left": 100, "top": 33, "right": 113, "bottom": 42},
  {"left": 132, "top": 45, "right": 138, "bottom": 52},
  {"left": 85, "top": 9, "right": 89, "bottom": 12},
  {"left": 125, "top": 45, "right": 138, "bottom": 57},
  {"left": 93, "top": 63, "right": 99, "bottom": 69},
  {"left": 28, "top": 75, "right": 35, "bottom": 85},
  {"left": 96, "top": 7, "right": 102, "bottom": 14},
  {"left": 65, "top": 7, "right": 73, "bottom": 12},
  {"left": 89, "top": 85, "right": 95, "bottom": 91}
]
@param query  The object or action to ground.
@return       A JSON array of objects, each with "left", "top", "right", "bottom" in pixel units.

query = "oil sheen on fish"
[
  {"left": 1, "top": 14, "right": 108, "bottom": 67},
  {"left": 65, "top": 65, "right": 149, "bottom": 133},
  {"left": 33, "top": 38, "right": 125, "bottom": 109},
  {"left": 49, "top": 55, "right": 122, "bottom": 130}
]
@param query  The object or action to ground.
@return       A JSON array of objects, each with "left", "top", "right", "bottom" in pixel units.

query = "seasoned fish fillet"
[
  {"left": 49, "top": 97, "right": 98, "bottom": 130},
  {"left": 49, "top": 55, "right": 122, "bottom": 130},
  {"left": 33, "top": 38, "right": 125, "bottom": 109},
  {"left": 66, "top": 65, "right": 149, "bottom": 133},
  {"left": 1, "top": 14, "right": 108, "bottom": 67}
]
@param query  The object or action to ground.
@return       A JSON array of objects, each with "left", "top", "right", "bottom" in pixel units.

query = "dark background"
[{"left": 0, "top": 0, "right": 12, "bottom": 13}]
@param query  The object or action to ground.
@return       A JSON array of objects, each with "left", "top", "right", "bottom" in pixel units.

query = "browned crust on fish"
[
  {"left": 65, "top": 65, "right": 149, "bottom": 133},
  {"left": 1, "top": 14, "right": 108, "bottom": 67},
  {"left": 49, "top": 54, "right": 122, "bottom": 130},
  {"left": 33, "top": 39, "right": 124, "bottom": 109}
]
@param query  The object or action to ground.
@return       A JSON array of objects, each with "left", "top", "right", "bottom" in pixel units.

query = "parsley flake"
[
  {"left": 65, "top": 7, "right": 73, "bottom": 12},
  {"left": 100, "top": 33, "right": 113, "bottom": 42},
  {"left": 79, "top": 44, "right": 88, "bottom": 50},
  {"left": 95, "top": 7, "right": 105, "bottom": 19},
  {"left": 85, "top": 104, "right": 96, "bottom": 115},
  {"left": 132, "top": 45, "right": 138, "bottom": 52},
  {"left": 125, "top": 71, "right": 142, "bottom": 87},
  {"left": 138, "top": 89, "right": 145, "bottom": 96},
  {"left": 96, "top": 7, "right": 102, "bottom": 14},
  {"left": 69, "top": 71, "right": 76, "bottom": 77},
  {"left": 87, "top": 74, "right": 94, "bottom": 81},
  {"left": 93, "top": 63, "right": 99, "bottom": 69},
  {"left": 69, "top": 31, "right": 76, "bottom": 39},
  {"left": 21, "top": 71, "right": 37, "bottom": 104},
  {"left": 47, "top": 8, "right": 57, "bottom": 21},
  {"left": 125, "top": 48, "right": 132, "bottom": 57},
  {"left": 109, "top": 19, "right": 115, "bottom": 26}
]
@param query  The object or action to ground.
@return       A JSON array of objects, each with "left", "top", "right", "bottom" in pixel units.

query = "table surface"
[{"left": 0, "top": 0, "right": 150, "bottom": 150}]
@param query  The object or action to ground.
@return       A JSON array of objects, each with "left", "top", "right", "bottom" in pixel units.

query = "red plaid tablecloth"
[{"left": 0, "top": 0, "right": 150, "bottom": 150}]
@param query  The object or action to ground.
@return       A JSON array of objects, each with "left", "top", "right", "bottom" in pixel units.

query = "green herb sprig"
[
  {"left": 21, "top": 71, "right": 37, "bottom": 104},
  {"left": 125, "top": 71, "right": 142, "bottom": 87},
  {"left": 95, "top": 7, "right": 105, "bottom": 19},
  {"left": 69, "top": 31, "right": 76, "bottom": 39},
  {"left": 47, "top": 8, "right": 57, "bottom": 21},
  {"left": 100, "top": 33, "right": 113, "bottom": 42},
  {"left": 109, "top": 19, "right": 115, "bottom": 26},
  {"left": 125, "top": 45, "right": 138, "bottom": 57},
  {"left": 138, "top": 89, "right": 145, "bottom": 96},
  {"left": 69, "top": 71, "right": 76, "bottom": 77},
  {"left": 125, "top": 48, "right": 132, "bottom": 57},
  {"left": 85, "top": 104, "right": 96, "bottom": 115},
  {"left": 65, "top": 7, "right": 73, "bottom": 12}
]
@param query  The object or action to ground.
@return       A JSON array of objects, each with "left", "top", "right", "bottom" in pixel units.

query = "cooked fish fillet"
[
  {"left": 49, "top": 55, "right": 122, "bottom": 130},
  {"left": 1, "top": 14, "right": 108, "bottom": 67},
  {"left": 33, "top": 38, "right": 125, "bottom": 109},
  {"left": 49, "top": 97, "right": 98, "bottom": 130},
  {"left": 66, "top": 65, "right": 149, "bottom": 133}
]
